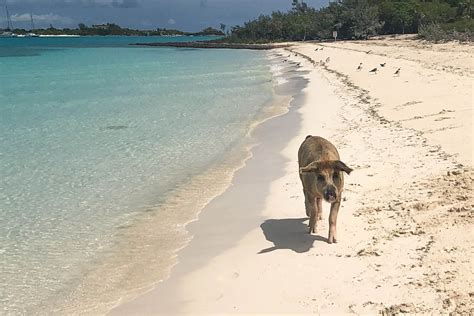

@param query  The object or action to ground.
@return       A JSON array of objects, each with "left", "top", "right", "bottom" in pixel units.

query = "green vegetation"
[
  {"left": 2, "top": 23, "right": 225, "bottom": 37},
  {"left": 225, "top": 0, "right": 473, "bottom": 43}
]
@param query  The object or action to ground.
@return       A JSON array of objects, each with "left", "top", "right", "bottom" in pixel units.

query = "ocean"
[{"left": 0, "top": 36, "right": 285, "bottom": 313}]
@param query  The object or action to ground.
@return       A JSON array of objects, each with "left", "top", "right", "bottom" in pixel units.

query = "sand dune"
[{"left": 111, "top": 37, "right": 473, "bottom": 314}]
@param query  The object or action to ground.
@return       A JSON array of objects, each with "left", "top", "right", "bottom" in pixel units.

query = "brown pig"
[{"left": 298, "top": 135, "right": 353, "bottom": 243}]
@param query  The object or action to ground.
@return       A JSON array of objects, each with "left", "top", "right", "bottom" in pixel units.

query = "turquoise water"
[{"left": 0, "top": 36, "right": 274, "bottom": 313}]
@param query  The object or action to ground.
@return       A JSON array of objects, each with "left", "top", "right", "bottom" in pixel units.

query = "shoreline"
[
  {"left": 131, "top": 41, "right": 291, "bottom": 50},
  {"left": 42, "top": 51, "right": 306, "bottom": 314},
  {"left": 112, "top": 37, "right": 472, "bottom": 314},
  {"left": 110, "top": 52, "right": 309, "bottom": 314}
]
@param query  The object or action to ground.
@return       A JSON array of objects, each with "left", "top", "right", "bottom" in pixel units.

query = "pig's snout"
[{"left": 324, "top": 186, "right": 337, "bottom": 202}]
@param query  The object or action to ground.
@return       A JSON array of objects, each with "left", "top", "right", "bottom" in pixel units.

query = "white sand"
[{"left": 111, "top": 37, "right": 473, "bottom": 314}]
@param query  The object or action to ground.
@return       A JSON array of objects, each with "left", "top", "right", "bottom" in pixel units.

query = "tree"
[
  {"left": 292, "top": 0, "right": 309, "bottom": 13},
  {"left": 291, "top": 0, "right": 313, "bottom": 40},
  {"left": 338, "top": 0, "right": 382, "bottom": 39},
  {"left": 419, "top": 1, "right": 457, "bottom": 25},
  {"left": 378, "top": 1, "right": 419, "bottom": 34},
  {"left": 224, "top": 0, "right": 473, "bottom": 43}
]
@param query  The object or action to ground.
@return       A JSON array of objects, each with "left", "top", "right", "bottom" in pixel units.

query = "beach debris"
[
  {"left": 442, "top": 298, "right": 456, "bottom": 311},
  {"left": 382, "top": 303, "right": 417, "bottom": 314},
  {"left": 357, "top": 62, "right": 363, "bottom": 71},
  {"left": 369, "top": 67, "right": 378, "bottom": 74},
  {"left": 325, "top": 57, "right": 330, "bottom": 62},
  {"left": 366, "top": 50, "right": 372, "bottom": 54},
  {"left": 380, "top": 62, "right": 386, "bottom": 67},
  {"left": 394, "top": 68, "right": 401, "bottom": 76},
  {"left": 356, "top": 248, "right": 382, "bottom": 256},
  {"left": 314, "top": 48, "right": 319, "bottom": 51}
]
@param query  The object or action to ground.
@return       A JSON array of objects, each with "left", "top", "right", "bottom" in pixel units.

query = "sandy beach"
[{"left": 111, "top": 36, "right": 473, "bottom": 314}]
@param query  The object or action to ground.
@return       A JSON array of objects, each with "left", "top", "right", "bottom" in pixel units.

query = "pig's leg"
[
  {"left": 328, "top": 201, "right": 340, "bottom": 243},
  {"left": 305, "top": 193, "right": 317, "bottom": 234},
  {"left": 316, "top": 198, "right": 323, "bottom": 221},
  {"left": 304, "top": 191, "right": 313, "bottom": 218}
]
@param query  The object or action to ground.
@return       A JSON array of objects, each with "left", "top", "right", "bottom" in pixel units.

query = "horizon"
[{"left": 1, "top": 0, "right": 329, "bottom": 32}]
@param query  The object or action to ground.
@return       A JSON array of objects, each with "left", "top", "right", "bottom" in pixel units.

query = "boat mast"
[
  {"left": 5, "top": 3, "right": 13, "bottom": 31},
  {"left": 30, "top": 12, "right": 34, "bottom": 30}
]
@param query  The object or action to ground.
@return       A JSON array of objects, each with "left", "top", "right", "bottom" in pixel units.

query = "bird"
[
  {"left": 369, "top": 67, "right": 378, "bottom": 74},
  {"left": 325, "top": 57, "right": 330, "bottom": 62},
  {"left": 314, "top": 48, "right": 319, "bottom": 51},
  {"left": 380, "top": 63, "right": 386, "bottom": 67},
  {"left": 357, "top": 63, "right": 363, "bottom": 71},
  {"left": 394, "top": 68, "right": 401, "bottom": 76},
  {"left": 366, "top": 50, "right": 372, "bottom": 54}
]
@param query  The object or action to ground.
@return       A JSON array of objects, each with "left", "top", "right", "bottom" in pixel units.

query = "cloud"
[
  {"left": 111, "top": 0, "right": 139, "bottom": 8},
  {"left": 9, "top": 12, "right": 74, "bottom": 24},
  {"left": 6, "top": 0, "right": 139, "bottom": 8}
]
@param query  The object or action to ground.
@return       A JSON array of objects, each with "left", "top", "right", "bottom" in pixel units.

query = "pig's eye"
[{"left": 317, "top": 175, "right": 325, "bottom": 182}]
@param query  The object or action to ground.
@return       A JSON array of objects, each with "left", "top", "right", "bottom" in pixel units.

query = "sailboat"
[
  {"left": 1, "top": 1, "right": 17, "bottom": 37},
  {"left": 26, "top": 13, "right": 39, "bottom": 37}
]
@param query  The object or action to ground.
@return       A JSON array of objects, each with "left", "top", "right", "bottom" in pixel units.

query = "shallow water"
[{"left": 0, "top": 36, "right": 276, "bottom": 313}]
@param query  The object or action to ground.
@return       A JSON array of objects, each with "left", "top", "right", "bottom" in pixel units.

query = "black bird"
[
  {"left": 357, "top": 63, "right": 363, "bottom": 71},
  {"left": 369, "top": 67, "right": 378, "bottom": 74},
  {"left": 394, "top": 68, "right": 401, "bottom": 76},
  {"left": 380, "top": 63, "right": 386, "bottom": 67}
]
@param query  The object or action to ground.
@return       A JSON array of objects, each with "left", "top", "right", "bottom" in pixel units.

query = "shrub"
[{"left": 418, "top": 23, "right": 473, "bottom": 42}]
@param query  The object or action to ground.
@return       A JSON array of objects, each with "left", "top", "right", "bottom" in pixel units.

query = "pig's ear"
[
  {"left": 299, "top": 161, "right": 320, "bottom": 174},
  {"left": 334, "top": 160, "right": 353, "bottom": 175}
]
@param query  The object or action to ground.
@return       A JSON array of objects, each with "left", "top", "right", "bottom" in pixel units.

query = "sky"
[{"left": 1, "top": 0, "right": 330, "bottom": 31}]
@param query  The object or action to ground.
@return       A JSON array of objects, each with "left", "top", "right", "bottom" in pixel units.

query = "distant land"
[
  {"left": 2, "top": 0, "right": 472, "bottom": 42},
  {"left": 0, "top": 23, "right": 225, "bottom": 37}
]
